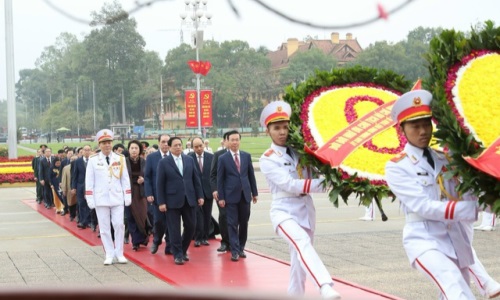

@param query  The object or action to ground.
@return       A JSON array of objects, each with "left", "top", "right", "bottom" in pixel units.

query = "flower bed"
[
  {"left": 0, "top": 165, "right": 32, "bottom": 174},
  {"left": 0, "top": 172, "right": 35, "bottom": 184},
  {"left": 0, "top": 156, "right": 34, "bottom": 163},
  {"left": 0, "top": 156, "right": 35, "bottom": 184}
]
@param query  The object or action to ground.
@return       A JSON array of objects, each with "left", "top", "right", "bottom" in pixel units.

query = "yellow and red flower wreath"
[{"left": 284, "top": 67, "right": 411, "bottom": 207}]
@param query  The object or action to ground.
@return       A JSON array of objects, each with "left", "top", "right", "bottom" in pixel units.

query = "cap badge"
[
  {"left": 413, "top": 97, "right": 422, "bottom": 106},
  {"left": 277, "top": 106, "right": 282, "bottom": 112}
]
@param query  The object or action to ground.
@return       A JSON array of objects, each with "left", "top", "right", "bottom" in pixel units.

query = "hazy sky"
[{"left": 1, "top": 0, "right": 499, "bottom": 100}]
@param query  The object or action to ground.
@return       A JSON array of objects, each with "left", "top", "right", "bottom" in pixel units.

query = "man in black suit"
[
  {"left": 59, "top": 147, "right": 74, "bottom": 215},
  {"left": 156, "top": 137, "right": 204, "bottom": 265},
  {"left": 71, "top": 145, "right": 92, "bottom": 229},
  {"left": 210, "top": 131, "right": 231, "bottom": 252},
  {"left": 144, "top": 134, "right": 171, "bottom": 254},
  {"left": 39, "top": 147, "right": 54, "bottom": 209},
  {"left": 61, "top": 148, "right": 74, "bottom": 169},
  {"left": 32, "top": 149, "right": 43, "bottom": 204},
  {"left": 217, "top": 130, "right": 258, "bottom": 261},
  {"left": 189, "top": 137, "right": 214, "bottom": 247}
]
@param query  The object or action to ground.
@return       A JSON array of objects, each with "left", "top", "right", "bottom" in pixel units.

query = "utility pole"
[
  {"left": 5, "top": 0, "right": 18, "bottom": 158},
  {"left": 93, "top": 80, "right": 96, "bottom": 133}
]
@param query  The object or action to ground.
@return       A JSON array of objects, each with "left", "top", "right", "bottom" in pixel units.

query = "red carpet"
[{"left": 25, "top": 199, "right": 401, "bottom": 299}]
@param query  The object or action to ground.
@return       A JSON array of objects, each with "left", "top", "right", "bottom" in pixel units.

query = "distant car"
[{"left": 0, "top": 134, "right": 7, "bottom": 143}]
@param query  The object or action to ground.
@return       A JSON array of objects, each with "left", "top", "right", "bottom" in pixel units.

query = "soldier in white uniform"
[
  {"left": 385, "top": 90, "right": 481, "bottom": 299},
  {"left": 259, "top": 101, "right": 341, "bottom": 300},
  {"left": 85, "top": 129, "right": 132, "bottom": 265}
]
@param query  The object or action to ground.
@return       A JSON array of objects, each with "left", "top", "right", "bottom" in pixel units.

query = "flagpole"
[{"left": 180, "top": 0, "right": 212, "bottom": 137}]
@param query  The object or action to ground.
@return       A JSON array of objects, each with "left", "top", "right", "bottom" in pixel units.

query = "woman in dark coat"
[
  {"left": 49, "top": 157, "right": 64, "bottom": 214},
  {"left": 125, "top": 140, "right": 150, "bottom": 250}
]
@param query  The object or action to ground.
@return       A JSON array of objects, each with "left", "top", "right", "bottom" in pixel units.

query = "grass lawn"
[
  {"left": 16, "top": 147, "right": 36, "bottom": 156},
  {"left": 19, "top": 136, "right": 272, "bottom": 161}
]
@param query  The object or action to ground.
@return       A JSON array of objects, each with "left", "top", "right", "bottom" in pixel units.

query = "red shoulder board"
[
  {"left": 390, "top": 152, "right": 407, "bottom": 163},
  {"left": 264, "top": 149, "right": 274, "bottom": 157}
]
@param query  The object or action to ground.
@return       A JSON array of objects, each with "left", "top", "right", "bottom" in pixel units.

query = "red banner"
[
  {"left": 306, "top": 100, "right": 396, "bottom": 167},
  {"left": 200, "top": 90, "right": 213, "bottom": 127},
  {"left": 185, "top": 90, "right": 198, "bottom": 128},
  {"left": 463, "top": 136, "right": 500, "bottom": 180},
  {"left": 185, "top": 90, "right": 213, "bottom": 128}
]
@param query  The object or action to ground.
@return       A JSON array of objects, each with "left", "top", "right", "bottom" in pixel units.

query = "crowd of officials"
[{"left": 31, "top": 132, "right": 258, "bottom": 265}]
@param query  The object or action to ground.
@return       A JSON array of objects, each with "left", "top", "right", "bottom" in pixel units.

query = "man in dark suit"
[
  {"left": 59, "top": 147, "right": 74, "bottom": 215},
  {"left": 217, "top": 130, "right": 258, "bottom": 261},
  {"left": 189, "top": 137, "right": 214, "bottom": 247},
  {"left": 156, "top": 137, "right": 204, "bottom": 265},
  {"left": 61, "top": 147, "right": 74, "bottom": 169},
  {"left": 39, "top": 147, "right": 54, "bottom": 208},
  {"left": 71, "top": 144, "right": 92, "bottom": 229},
  {"left": 210, "top": 131, "right": 231, "bottom": 252},
  {"left": 32, "top": 149, "right": 43, "bottom": 204},
  {"left": 144, "top": 134, "right": 171, "bottom": 254}
]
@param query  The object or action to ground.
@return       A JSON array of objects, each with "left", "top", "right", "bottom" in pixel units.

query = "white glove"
[
  {"left": 87, "top": 199, "right": 95, "bottom": 210},
  {"left": 124, "top": 198, "right": 131, "bottom": 206}
]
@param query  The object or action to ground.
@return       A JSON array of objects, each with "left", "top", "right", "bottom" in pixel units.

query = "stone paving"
[{"left": 1, "top": 178, "right": 499, "bottom": 299}]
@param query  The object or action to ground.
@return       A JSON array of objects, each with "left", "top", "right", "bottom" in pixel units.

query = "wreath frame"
[
  {"left": 283, "top": 66, "right": 410, "bottom": 207},
  {"left": 425, "top": 20, "right": 500, "bottom": 211}
]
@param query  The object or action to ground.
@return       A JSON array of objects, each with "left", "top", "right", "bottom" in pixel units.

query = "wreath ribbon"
[
  {"left": 306, "top": 100, "right": 396, "bottom": 167},
  {"left": 463, "top": 136, "right": 500, "bottom": 180}
]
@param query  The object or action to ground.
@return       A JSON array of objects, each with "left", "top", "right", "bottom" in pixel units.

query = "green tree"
[
  {"left": 164, "top": 40, "right": 272, "bottom": 128},
  {"left": 280, "top": 48, "right": 337, "bottom": 85},
  {"left": 82, "top": 0, "right": 146, "bottom": 124},
  {"left": 164, "top": 43, "right": 197, "bottom": 88},
  {"left": 40, "top": 98, "right": 78, "bottom": 133},
  {"left": 129, "top": 50, "right": 163, "bottom": 125},
  {"left": 15, "top": 68, "right": 50, "bottom": 131},
  {"left": 351, "top": 27, "right": 442, "bottom": 82}
]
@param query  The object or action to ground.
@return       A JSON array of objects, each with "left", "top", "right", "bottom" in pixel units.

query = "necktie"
[
  {"left": 47, "top": 158, "right": 50, "bottom": 164},
  {"left": 198, "top": 155, "right": 203, "bottom": 171},
  {"left": 423, "top": 148, "right": 434, "bottom": 169},
  {"left": 84, "top": 158, "right": 87, "bottom": 167},
  {"left": 106, "top": 156, "right": 110, "bottom": 165},
  {"left": 163, "top": 154, "right": 168, "bottom": 158},
  {"left": 234, "top": 153, "right": 240, "bottom": 173},
  {"left": 176, "top": 157, "right": 183, "bottom": 176},
  {"left": 286, "top": 147, "right": 293, "bottom": 158}
]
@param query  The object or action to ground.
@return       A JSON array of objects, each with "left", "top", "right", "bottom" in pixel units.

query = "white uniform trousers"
[
  {"left": 277, "top": 219, "right": 333, "bottom": 296},
  {"left": 479, "top": 211, "right": 496, "bottom": 228},
  {"left": 469, "top": 248, "right": 496, "bottom": 297},
  {"left": 415, "top": 250, "right": 475, "bottom": 300},
  {"left": 96, "top": 205, "right": 125, "bottom": 259},
  {"left": 363, "top": 200, "right": 375, "bottom": 219}
]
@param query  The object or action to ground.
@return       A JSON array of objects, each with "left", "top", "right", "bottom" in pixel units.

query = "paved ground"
[{"left": 1, "top": 170, "right": 499, "bottom": 299}]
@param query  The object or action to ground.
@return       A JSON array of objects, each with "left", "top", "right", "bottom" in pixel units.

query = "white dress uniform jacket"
[
  {"left": 259, "top": 143, "right": 325, "bottom": 231},
  {"left": 85, "top": 152, "right": 131, "bottom": 208},
  {"left": 385, "top": 143, "right": 478, "bottom": 269}
]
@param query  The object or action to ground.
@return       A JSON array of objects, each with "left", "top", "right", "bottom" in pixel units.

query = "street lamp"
[{"left": 180, "top": 0, "right": 212, "bottom": 136}]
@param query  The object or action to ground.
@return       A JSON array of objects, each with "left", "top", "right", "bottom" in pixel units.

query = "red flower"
[
  {"left": 0, "top": 156, "right": 34, "bottom": 163},
  {"left": 0, "top": 172, "right": 35, "bottom": 184}
]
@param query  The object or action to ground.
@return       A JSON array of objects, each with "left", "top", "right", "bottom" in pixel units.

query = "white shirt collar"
[{"left": 404, "top": 143, "right": 425, "bottom": 164}]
